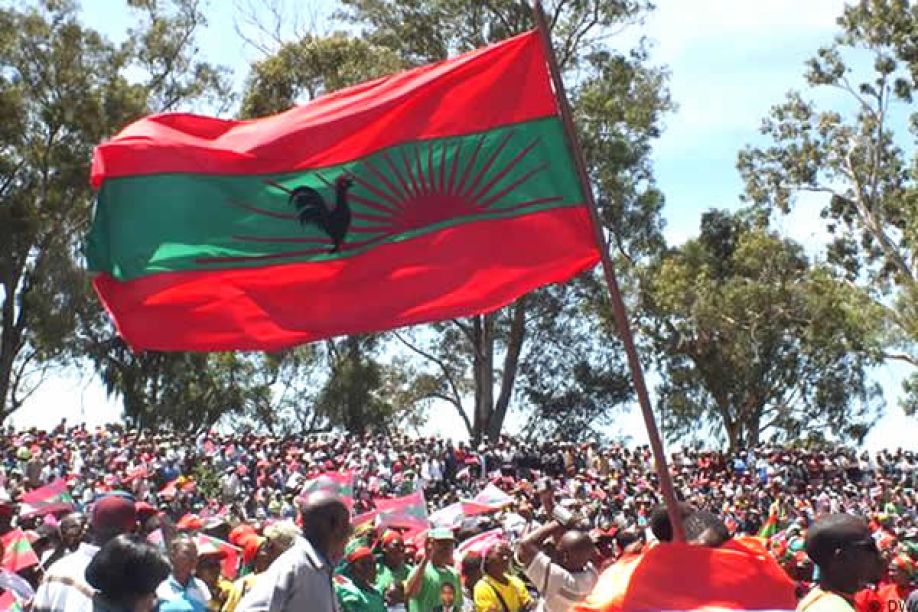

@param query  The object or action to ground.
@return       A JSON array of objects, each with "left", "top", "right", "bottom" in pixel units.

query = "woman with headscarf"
[{"left": 334, "top": 543, "right": 386, "bottom": 612}]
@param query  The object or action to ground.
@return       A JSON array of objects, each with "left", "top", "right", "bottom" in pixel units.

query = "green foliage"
[
  {"left": 0, "top": 0, "right": 149, "bottom": 420},
  {"left": 737, "top": 0, "right": 917, "bottom": 412},
  {"left": 641, "top": 209, "right": 886, "bottom": 449},
  {"left": 322, "top": 0, "right": 670, "bottom": 442},
  {"left": 315, "top": 336, "right": 395, "bottom": 434},
  {"left": 239, "top": 32, "right": 403, "bottom": 118}
]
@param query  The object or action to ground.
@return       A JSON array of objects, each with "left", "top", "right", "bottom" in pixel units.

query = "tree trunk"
[
  {"left": 487, "top": 298, "right": 527, "bottom": 440},
  {"left": 472, "top": 314, "right": 495, "bottom": 444},
  {"left": 0, "top": 271, "right": 25, "bottom": 422}
]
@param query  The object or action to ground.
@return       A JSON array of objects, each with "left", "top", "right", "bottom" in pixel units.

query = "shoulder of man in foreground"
[{"left": 235, "top": 537, "right": 328, "bottom": 612}]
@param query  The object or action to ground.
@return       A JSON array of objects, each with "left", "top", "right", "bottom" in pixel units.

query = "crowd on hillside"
[{"left": 0, "top": 421, "right": 912, "bottom": 610}]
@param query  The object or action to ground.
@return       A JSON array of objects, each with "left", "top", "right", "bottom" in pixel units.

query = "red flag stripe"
[{"left": 90, "top": 31, "right": 555, "bottom": 185}]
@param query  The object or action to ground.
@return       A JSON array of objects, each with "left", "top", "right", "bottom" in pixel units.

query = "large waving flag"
[
  {"left": 0, "top": 530, "right": 40, "bottom": 572},
  {"left": 19, "top": 479, "right": 75, "bottom": 518},
  {"left": 375, "top": 491, "right": 429, "bottom": 537},
  {"left": 86, "top": 30, "right": 598, "bottom": 351},
  {"left": 573, "top": 541, "right": 796, "bottom": 612}
]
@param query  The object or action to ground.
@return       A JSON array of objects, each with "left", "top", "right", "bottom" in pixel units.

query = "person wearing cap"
[
  {"left": 334, "top": 542, "right": 386, "bottom": 612},
  {"left": 798, "top": 514, "right": 882, "bottom": 612},
  {"left": 474, "top": 541, "right": 533, "bottom": 612},
  {"left": 157, "top": 535, "right": 211, "bottom": 611},
  {"left": 374, "top": 530, "right": 412, "bottom": 607},
  {"left": 222, "top": 535, "right": 276, "bottom": 612},
  {"left": 405, "top": 528, "right": 462, "bottom": 612},
  {"left": 196, "top": 547, "right": 233, "bottom": 612},
  {"left": 32, "top": 494, "right": 137, "bottom": 612}
]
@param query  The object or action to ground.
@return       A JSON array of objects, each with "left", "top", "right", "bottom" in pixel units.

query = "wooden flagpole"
[{"left": 530, "top": 0, "right": 685, "bottom": 543}]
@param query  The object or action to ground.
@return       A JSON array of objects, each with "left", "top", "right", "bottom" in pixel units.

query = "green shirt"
[
  {"left": 334, "top": 575, "right": 387, "bottom": 612},
  {"left": 407, "top": 563, "right": 462, "bottom": 612},
  {"left": 375, "top": 561, "right": 412, "bottom": 594}
]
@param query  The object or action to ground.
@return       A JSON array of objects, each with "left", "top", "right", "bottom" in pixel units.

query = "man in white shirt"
[
  {"left": 516, "top": 506, "right": 598, "bottom": 612},
  {"left": 32, "top": 495, "right": 137, "bottom": 612},
  {"left": 156, "top": 536, "right": 211, "bottom": 610}
]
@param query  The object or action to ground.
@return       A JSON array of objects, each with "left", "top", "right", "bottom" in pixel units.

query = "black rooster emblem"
[{"left": 265, "top": 174, "right": 354, "bottom": 253}]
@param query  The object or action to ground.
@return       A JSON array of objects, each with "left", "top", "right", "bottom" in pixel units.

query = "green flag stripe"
[{"left": 88, "top": 117, "right": 583, "bottom": 281}]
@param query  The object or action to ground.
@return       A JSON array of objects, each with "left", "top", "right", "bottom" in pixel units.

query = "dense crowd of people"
[{"left": 0, "top": 421, "right": 912, "bottom": 611}]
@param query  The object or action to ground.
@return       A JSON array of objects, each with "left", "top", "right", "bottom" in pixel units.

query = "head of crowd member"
[
  {"left": 91, "top": 495, "right": 137, "bottom": 546},
  {"left": 299, "top": 492, "right": 351, "bottom": 565},
  {"left": 59, "top": 512, "right": 86, "bottom": 551},
  {"left": 482, "top": 541, "right": 512, "bottom": 580},
  {"left": 888, "top": 554, "right": 914, "bottom": 588},
  {"left": 460, "top": 552, "right": 483, "bottom": 592},
  {"left": 806, "top": 514, "right": 881, "bottom": 595},
  {"left": 0, "top": 496, "right": 15, "bottom": 535},
  {"left": 195, "top": 551, "right": 225, "bottom": 593},
  {"left": 380, "top": 530, "right": 406, "bottom": 569},
  {"left": 168, "top": 536, "right": 200, "bottom": 587},
  {"left": 684, "top": 511, "right": 731, "bottom": 547},
  {"left": 346, "top": 545, "right": 377, "bottom": 588},
  {"left": 263, "top": 520, "right": 298, "bottom": 555},
  {"left": 427, "top": 528, "right": 456, "bottom": 568},
  {"left": 557, "top": 529, "right": 596, "bottom": 573},
  {"left": 85, "top": 534, "right": 171, "bottom": 612},
  {"left": 440, "top": 582, "right": 457, "bottom": 608},
  {"left": 649, "top": 502, "right": 695, "bottom": 542}
]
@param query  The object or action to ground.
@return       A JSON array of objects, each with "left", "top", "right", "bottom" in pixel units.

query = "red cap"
[
  {"left": 242, "top": 535, "right": 266, "bottom": 566},
  {"left": 92, "top": 496, "right": 137, "bottom": 533},
  {"left": 135, "top": 502, "right": 158, "bottom": 517},
  {"left": 229, "top": 524, "right": 257, "bottom": 547},
  {"left": 346, "top": 545, "right": 373, "bottom": 564},
  {"left": 381, "top": 530, "right": 403, "bottom": 546},
  {"left": 176, "top": 514, "right": 204, "bottom": 531}
]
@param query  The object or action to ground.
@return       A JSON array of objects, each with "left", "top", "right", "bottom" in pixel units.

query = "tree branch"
[{"left": 392, "top": 330, "right": 470, "bottom": 435}]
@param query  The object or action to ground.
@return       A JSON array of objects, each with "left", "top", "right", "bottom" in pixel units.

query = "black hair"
[
  {"left": 649, "top": 502, "right": 695, "bottom": 542},
  {"left": 683, "top": 511, "right": 731, "bottom": 546},
  {"left": 85, "top": 534, "right": 170, "bottom": 606}
]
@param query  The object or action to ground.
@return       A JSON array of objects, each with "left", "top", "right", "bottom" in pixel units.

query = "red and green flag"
[
  {"left": 301, "top": 470, "right": 355, "bottom": 511},
  {"left": 196, "top": 534, "right": 241, "bottom": 580},
  {"left": 19, "top": 479, "right": 75, "bottom": 519},
  {"left": 375, "top": 490, "right": 429, "bottom": 537},
  {"left": 0, "top": 590, "right": 23, "bottom": 612},
  {"left": 0, "top": 529, "right": 40, "bottom": 572},
  {"left": 757, "top": 513, "right": 779, "bottom": 539},
  {"left": 87, "top": 30, "right": 599, "bottom": 351}
]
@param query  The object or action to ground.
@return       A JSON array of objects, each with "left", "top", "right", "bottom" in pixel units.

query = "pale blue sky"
[{"left": 16, "top": 0, "right": 917, "bottom": 449}]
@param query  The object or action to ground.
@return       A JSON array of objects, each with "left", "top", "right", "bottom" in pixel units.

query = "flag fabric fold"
[
  {"left": 375, "top": 491, "right": 429, "bottom": 537},
  {"left": 573, "top": 541, "right": 796, "bottom": 612},
  {"left": 196, "top": 534, "right": 241, "bottom": 580},
  {"left": 19, "top": 480, "right": 75, "bottom": 519},
  {"left": 0, "top": 530, "right": 40, "bottom": 573},
  {"left": 301, "top": 471, "right": 354, "bottom": 511},
  {"left": 87, "top": 30, "right": 599, "bottom": 351}
]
